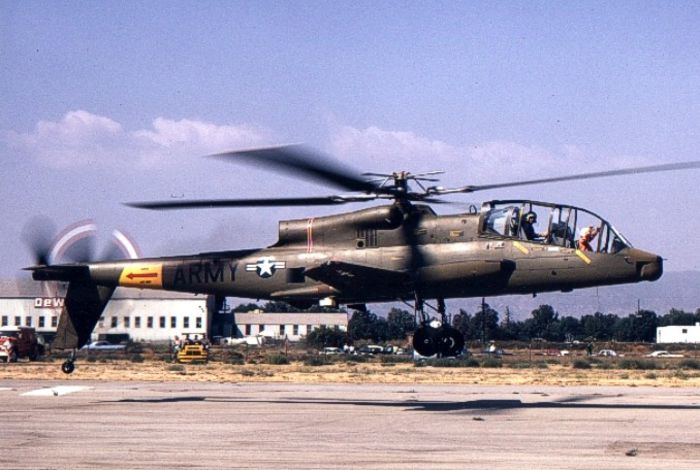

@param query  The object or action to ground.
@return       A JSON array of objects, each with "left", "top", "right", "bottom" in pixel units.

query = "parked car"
[
  {"left": 596, "top": 349, "right": 618, "bottom": 357},
  {"left": 321, "top": 347, "right": 342, "bottom": 355},
  {"left": 646, "top": 350, "right": 684, "bottom": 358},
  {"left": 81, "top": 340, "right": 126, "bottom": 351},
  {"left": 358, "top": 345, "right": 385, "bottom": 355}
]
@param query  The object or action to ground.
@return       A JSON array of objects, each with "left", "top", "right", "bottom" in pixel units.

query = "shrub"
[
  {"left": 481, "top": 357, "right": 503, "bottom": 368},
  {"left": 345, "top": 354, "right": 368, "bottom": 363},
  {"left": 304, "top": 356, "right": 331, "bottom": 366},
  {"left": 679, "top": 359, "right": 700, "bottom": 370},
  {"left": 265, "top": 354, "right": 290, "bottom": 365},
  {"left": 619, "top": 359, "right": 657, "bottom": 370},
  {"left": 380, "top": 355, "right": 413, "bottom": 364},
  {"left": 423, "top": 358, "right": 480, "bottom": 368},
  {"left": 168, "top": 364, "right": 185, "bottom": 372},
  {"left": 129, "top": 354, "right": 145, "bottom": 363},
  {"left": 225, "top": 351, "right": 245, "bottom": 365},
  {"left": 572, "top": 359, "right": 591, "bottom": 369}
]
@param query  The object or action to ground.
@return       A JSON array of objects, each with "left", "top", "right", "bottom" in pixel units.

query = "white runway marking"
[{"left": 21, "top": 386, "right": 92, "bottom": 397}]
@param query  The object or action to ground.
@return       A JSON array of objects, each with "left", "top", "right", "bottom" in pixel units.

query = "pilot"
[
  {"left": 578, "top": 226, "right": 600, "bottom": 251},
  {"left": 520, "top": 211, "right": 546, "bottom": 241},
  {"left": 509, "top": 208, "right": 521, "bottom": 237}
]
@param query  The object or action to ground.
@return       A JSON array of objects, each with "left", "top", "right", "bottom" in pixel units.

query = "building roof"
[{"left": 0, "top": 279, "right": 203, "bottom": 301}]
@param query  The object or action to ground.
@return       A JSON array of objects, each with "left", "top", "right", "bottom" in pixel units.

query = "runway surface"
[{"left": 2, "top": 380, "right": 700, "bottom": 469}]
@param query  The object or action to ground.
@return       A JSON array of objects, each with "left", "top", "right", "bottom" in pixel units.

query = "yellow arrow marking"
[
  {"left": 575, "top": 250, "right": 592, "bottom": 265},
  {"left": 119, "top": 264, "right": 163, "bottom": 288},
  {"left": 513, "top": 241, "right": 529, "bottom": 254}
]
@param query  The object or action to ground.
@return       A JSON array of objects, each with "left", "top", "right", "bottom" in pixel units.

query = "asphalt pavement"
[{"left": 2, "top": 381, "right": 700, "bottom": 469}]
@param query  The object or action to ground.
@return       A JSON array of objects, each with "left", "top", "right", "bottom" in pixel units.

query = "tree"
[
  {"left": 658, "top": 308, "right": 696, "bottom": 326},
  {"left": 348, "top": 310, "right": 376, "bottom": 341},
  {"left": 559, "top": 316, "right": 582, "bottom": 342},
  {"left": 452, "top": 309, "right": 473, "bottom": 339},
  {"left": 233, "top": 302, "right": 261, "bottom": 312},
  {"left": 580, "top": 312, "right": 617, "bottom": 341},
  {"left": 470, "top": 303, "right": 500, "bottom": 342},
  {"left": 523, "top": 305, "right": 562, "bottom": 341},
  {"left": 386, "top": 308, "right": 415, "bottom": 340},
  {"left": 306, "top": 326, "right": 347, "bottom": 349}
]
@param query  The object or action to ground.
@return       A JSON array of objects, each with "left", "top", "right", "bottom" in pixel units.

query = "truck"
[{"left": 0, "top": 327, "right": 45, "bottom": 362}]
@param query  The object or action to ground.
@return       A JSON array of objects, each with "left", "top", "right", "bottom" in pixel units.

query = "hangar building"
[
  {"left": 0, "top": 279, "right": 208, "bottom": 342},
  {"left": 1, "top": 280, "right": 348, "bottom": 344},
  {"left": 232, "top": 310, "right": 348, "bottom": 341},
  {"left": 656, "top": 323, "right": 700, "bottom": 344}
]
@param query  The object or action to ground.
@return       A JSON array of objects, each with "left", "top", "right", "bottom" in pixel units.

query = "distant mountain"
[{"left": 454, "top": 270, "right": 700, "bottom": 321}]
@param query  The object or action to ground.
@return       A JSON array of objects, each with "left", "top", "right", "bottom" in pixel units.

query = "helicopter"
[{"left": 26, "top": 144, "right": 700, "bottom": 373}]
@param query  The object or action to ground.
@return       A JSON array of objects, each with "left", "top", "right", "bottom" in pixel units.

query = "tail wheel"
[{"left": 61, "top": 360, "right": 75, "bottom": 374}]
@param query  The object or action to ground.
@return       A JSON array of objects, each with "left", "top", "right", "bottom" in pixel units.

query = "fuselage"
[{"left": 55, "top": 201, "right": 661, "bottom": 306}]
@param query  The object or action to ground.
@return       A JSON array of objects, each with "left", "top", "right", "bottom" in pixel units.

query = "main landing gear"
[
  {"left": 61, "top": 350, "right": 76, "bottom": 374},
  {"left": 411, "top": 297, "right": 464, "bottom": 357}
]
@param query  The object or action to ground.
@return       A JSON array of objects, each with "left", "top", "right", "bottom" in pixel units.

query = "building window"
[
  {"left": 279, "top": 324, "right": 285, "bottom": 335},
  {"left": 196, "top": 317, "right": 202, "bottom": 329},
  {"left": 14, "top": 316, "right": 20, "bottom": 326},
  {"left": 39, "top": 316, "right": 45, "bottom": 328},
  {"left": 52, "top": 316, "right": 58, "bottom": 327},
  {"left": 682, "top": 328, "right": 688, "bottom": 334},
  {"left": 147, "top": 317, "right": 154, "bottom": 328},
  {"left": 245, "top": 324, "right": 251, "bottom": 335},
  {"left": 25, "top": 316, "right": 32, "bottom": 327},
  {"left": 160, "top": 316, "right": 166, "bottom": 328},
  {"left": 171, "top": 316, "right": 177, "bottom": 328},
  {"left": 259, "top": 324, "right": 265, "bottom": 334},
  {"left": 183, "top": 317, "right": 189, "bottom": 329},
  {"left": 307, "top": 324, "right": 313, "bottom": 334},
  {"left": 124, "top": 317, "right": 130, "bottom": 328},
  {"left": 98, "top": 316, "right": 104, "bottom": 328},
  {"left": 1, "top": 316, "right": 7, "bottom": 327},
  {"left": 135, "top": 317, "right": 141, "bottom": 328},
  {"left": 293, "top": 324, "right": 299, "bottom": 335},
  {"left": 111, "top": 317, "right": 118, "bottom": 328}
]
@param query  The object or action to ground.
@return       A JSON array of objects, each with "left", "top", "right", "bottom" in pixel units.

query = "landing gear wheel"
[
  {"left": 61, "top": 360, "right": 75, "bottom": 374},
  {"left": 413, "top": 326, "right": 438, "bottom": 357},
  {"left": 437, "top": 326, "right": 465, "bottom": 357}
]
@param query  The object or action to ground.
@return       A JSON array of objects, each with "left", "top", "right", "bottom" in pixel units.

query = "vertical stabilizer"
[{"left": 52, "top": 280, "right": 115, "bottom": 350}]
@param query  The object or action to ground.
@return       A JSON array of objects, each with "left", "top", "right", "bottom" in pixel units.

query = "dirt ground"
[{"left": 4, "top": 357, "right": 700, "bottom": 387}]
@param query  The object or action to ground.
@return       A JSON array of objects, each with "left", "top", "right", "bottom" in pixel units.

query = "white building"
[
  {"left": 656, "top": 323, "right": 700, "bottom": 344},
  {"left": 0, "top": 279, "right": 208, "bottom": 342},
  {"left": 233, "top": 310, "right": 348, "bottom": 341}
]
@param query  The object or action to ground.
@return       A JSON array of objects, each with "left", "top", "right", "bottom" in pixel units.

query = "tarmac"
[{"left": 2, "top": 380, "right": 700, "bottom": 469}]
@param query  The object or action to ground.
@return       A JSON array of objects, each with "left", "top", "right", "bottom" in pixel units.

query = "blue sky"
[{"left": 2, "top": 2, "right": 700, "bottom": 307}]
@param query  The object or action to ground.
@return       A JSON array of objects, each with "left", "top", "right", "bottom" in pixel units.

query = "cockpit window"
[{"left": 481, "top": 201, "right": 631, "bottom": 254}]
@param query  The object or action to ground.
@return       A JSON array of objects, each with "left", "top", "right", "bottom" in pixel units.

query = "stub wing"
[{"left": 304, "top": 261, "right": 411, "bottom": 298}]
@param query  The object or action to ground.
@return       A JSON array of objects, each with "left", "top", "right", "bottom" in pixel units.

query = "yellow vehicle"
[{"left": 175, "top": 333, "right": 209, "bottom": 363}]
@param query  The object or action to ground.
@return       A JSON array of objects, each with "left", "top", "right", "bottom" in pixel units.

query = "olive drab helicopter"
[{"left": 25, "top": 145, "right": 700, "bottom": 373}]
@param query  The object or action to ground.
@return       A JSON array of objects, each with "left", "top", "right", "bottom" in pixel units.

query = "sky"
[{"left": 2, "top": 2, "right": 700, "bottom": 314}]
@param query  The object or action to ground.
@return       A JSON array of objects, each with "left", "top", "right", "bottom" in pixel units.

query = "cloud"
[
  {"left": 0, "top": 110, "right": 270, "bottom": 168},
  {"left": 329, "top": 124, "right": 569, "bottom": 184}
]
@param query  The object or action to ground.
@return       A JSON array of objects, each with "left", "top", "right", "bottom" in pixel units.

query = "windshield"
[{"left": 481, "top": 201, "right": 631, "bottom": 254}]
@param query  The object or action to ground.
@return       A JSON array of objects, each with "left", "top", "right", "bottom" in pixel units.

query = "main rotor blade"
[
  {"left": 125, "top": 195, "right": 377, "bottom": 210},
  {"left": 440, "top": 160, "right": 700, "bottom": 194},
  {"left": 209, "top": 144, "right": 387, "bottom": 194}
]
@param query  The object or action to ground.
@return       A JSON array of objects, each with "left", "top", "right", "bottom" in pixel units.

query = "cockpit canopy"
[{"left": 480, "top": 200, "right": 631, "bottom": 254}]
